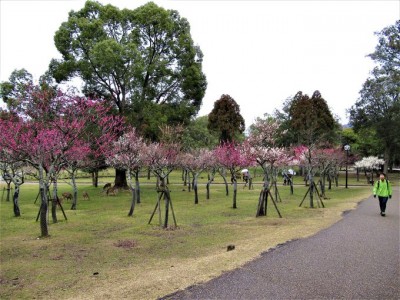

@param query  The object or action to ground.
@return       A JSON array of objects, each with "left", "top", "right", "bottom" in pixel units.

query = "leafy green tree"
[
  {"left": 0, "top": 69, "right": 33, "bottom": 108},
  {"left": 207, "top": 94, "right": 245, "bottom": 143},
  {"left": 350, "top": 21, "right": 400, "bottom": 173},
  {"left": 50, "top": 0, "right": 207, "bottom": 138},
  {"left": 276, "top": 90, "right": 339, "bottom": 146},
  {"left": 181, "top": 116, "right": 219, "bottom": 150},
  {"left": 368, "top": 20, "right": 400, "bottom": 73},
  {"left": 341, "top": 128, "right": 358, "bottom": 148},
  {"left": 1, "top": 69, "right": 59, "bottom": 118}
]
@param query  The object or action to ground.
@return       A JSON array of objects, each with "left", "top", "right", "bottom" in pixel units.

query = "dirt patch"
[{"left": 113, "top": 240, "right": 137, "bottom": 249}]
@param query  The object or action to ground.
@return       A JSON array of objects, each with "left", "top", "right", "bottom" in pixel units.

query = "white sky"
[{"left": 1, "top": 0, "right": 399, "bottom": 127}]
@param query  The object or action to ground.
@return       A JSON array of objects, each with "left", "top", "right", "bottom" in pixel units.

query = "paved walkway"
[{"left": 163, "top": 187, "right": 399, "bottom": 299}]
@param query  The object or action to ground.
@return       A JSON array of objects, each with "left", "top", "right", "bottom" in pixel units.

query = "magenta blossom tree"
[
  {"left": 0, "top": 149, "right": 25, "bottom": 216},
  {"left": 214, "top": 142, "right": 251, "bottom": 209},
  {"left": 0, "top": 86, "right": 124, "bottom": 237}
]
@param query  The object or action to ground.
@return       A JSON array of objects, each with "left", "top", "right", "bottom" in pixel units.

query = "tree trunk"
[
  {"left": 206, "top": 171, "right": 215, "bottom": 200},
  {"left": 257, "top": 169, "right": 270, "bottom": 216},
  {"left": 92, "top": 170, "right": 99, "bottom": 187},
  {"left": 256, "top": 189, "right": 266, "bottom": 216},
  {"left": 5, "top": 181, "right": 11, "bottom": 202},
  {"left": 51, "top": 180, "right": 58, "bottom": 223},
  {"left": 164, "top": 185, "right": 170, "bottom": 228},
  {"left": 70, "top": 172, "right": 78, "bottom": 210},
  {"left": 128, "top": 187, "right": 136, "bottom": 217},
  {"left": 309, "top": 176, "right": 314, "bottom": 208},
  {"left": 127, "top": 171, "right": 136, "bottom": 216},
  {"left": 256, "top": 176, "right": 269, "bottom": 217},
  {"left": 38, "top": 165, "right": 49, "bottom": 237},
  {"left": 194, "top": 175, "right": 199, "bottom": 204},
  {"left": 328, "top": 174, "right": 332, "bottom": 190},
  {"left": 232, "top": 175, "right": 237, "bottom": 209},
  {"left": 187, "top": 172, "right": 191, "bottom": 192},
  {"left": 39, "top": 186, "right": 49, "bottom": 237},
  {"left": 182, "top": 169, "right": 187, "bottom": 186},
  {"left": 219, "top": 169, "right": 229, "bottom": 196},
  {"left": 13, "top": 184, "right": 21, "bottom": 217},
  {"left": 114, "top": 168, "right": 128, "bottom": 188},
  {"left": 320, "top": 176, "right": 326, "bottom": 199},
  {"left": 135, "top": 170, "right": 141, "bottom": 204}
]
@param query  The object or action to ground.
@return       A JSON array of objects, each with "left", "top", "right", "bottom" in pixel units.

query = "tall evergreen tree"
[
  {"left": 278, "top": 90, "right": 338, "bottom": 146},
  {"left": 208, "top": 94, "right": 245, "bottom": 143}
]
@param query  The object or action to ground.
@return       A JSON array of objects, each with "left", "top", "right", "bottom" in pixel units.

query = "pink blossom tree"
[
  {"left": 107, "top": 128, "right": 146, "bottom": 216},
  {"left": 144, "top": 142, "right": 180, "bottom": 228},
  {"left": 246, "top": 118, "right": 291, "bottom": 217},
  {"left": 313, "top": 148, "right": 346, "bottom": 198},
  {"left": 0, "top": 149, "right": 25, "bottom": 216},
  {"left": 61, "top": 144, "right": 91, "bottom": 210},
  {"left": 0, "top": 86, "right": 124, "bottom": 237},
  {"left": 214, "top": 142, "right": 251, "bottom": 209},
  {"left": 294, "top": 145, "right": 325, "bottom": 208},
  {"left": 178, "top": 149, "right": 215, "bottom": 204}
]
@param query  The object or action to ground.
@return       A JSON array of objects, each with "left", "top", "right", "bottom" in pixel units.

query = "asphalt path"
[{"left": 162, "top": 186, "right": 399, "bottom": 300}]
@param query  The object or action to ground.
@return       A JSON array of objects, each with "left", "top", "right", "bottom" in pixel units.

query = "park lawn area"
[{"left": 0, "top": 172, "right": 373, "bottom": 299}]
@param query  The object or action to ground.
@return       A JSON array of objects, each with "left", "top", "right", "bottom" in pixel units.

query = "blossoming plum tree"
[
  {"left": 178, "top": 149, "right": 215, "bottom": 204},
  {"left": 246, "top": 118, "right": 291, "bottom": 217},
  {"left": 107, "top": 128, "right": 146, "bottom": 216},
  {"left": 145, "top": 142, "right": 180, "bottom": 228},
  {"left": 214, "top": 142, "right": 251, "bottom": 209},
  {"left": 0, "top": 85, "right": 124, "bottom": 236}
]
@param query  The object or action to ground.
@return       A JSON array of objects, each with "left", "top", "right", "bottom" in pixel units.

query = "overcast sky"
[{"left": 1, "top": 0, "right": 399, "bottom": 127}]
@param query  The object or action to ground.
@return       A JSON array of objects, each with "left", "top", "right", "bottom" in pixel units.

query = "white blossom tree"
[{"left": 354, "top": 156, "right": 385, "bottom": 184}]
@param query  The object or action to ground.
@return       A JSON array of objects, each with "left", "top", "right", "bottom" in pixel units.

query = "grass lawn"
[{"left": 0, "top": 171, "right": 376, "bottom": 299}]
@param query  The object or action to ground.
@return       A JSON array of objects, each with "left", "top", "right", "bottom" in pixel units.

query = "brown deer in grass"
[
  {"left": 103, "top": 183, "right": 112, "bottom": 191},
  {"left": 62, "top": 192, "right": 72, "bottom": 201},
  {"left": 106, "top": 186, "right": 118, "bottom": 196},
  {"left": 82, "top": 191, "right": 90, "bottom": 200}
]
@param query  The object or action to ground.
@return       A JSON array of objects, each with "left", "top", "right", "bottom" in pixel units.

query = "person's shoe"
[{"left": 381, "top": 212, "right": 386, "bottom": 217}]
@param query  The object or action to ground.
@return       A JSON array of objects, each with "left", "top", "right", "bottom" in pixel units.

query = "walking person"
[{"left": 373, "top": 172, "right": 392, "bottom": 216}]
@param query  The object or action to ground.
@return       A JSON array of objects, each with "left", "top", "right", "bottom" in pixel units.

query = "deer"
[
  {"left": 106, "top": 186, "right": 118, "bottom": 196},
  {"left": 102, "top": 183, "right": 112, "bottom": 194},
  {"left": 82, "top": 191, "right": 90, "bottom": 200},
  {"left": 62, "top": 192, "right": 72, "bottom": 201}
]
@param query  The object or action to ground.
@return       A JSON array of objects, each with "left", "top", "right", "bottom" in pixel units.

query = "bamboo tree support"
[
  {"left": 148, "top": 188, "right": 177, "bottom": 228},
  {"left": 287, "top": 176, "right": 294, "bottom": 195},
  {"left": 271, "top": 182, "right": 282, "bottom": 202},
  {"left": 299, "top": 180, "right": 325, "bottom": 208},
  {"left": 256, "top": 187, "right": 282, "bottom": 218},
  {"left": 34, "top": 189, "right": 40, "bottom": 204},
  {"left": 36, "top": 190, "right": 67, "bottom": 222}
]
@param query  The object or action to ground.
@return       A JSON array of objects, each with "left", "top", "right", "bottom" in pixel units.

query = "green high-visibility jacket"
[{"left": 373, "top": 179, "right": 392, "bottom": 197}]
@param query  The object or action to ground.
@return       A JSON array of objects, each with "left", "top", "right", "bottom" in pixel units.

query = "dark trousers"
[{"left": 378, "top": 196, "right": 389, "bottom": 213}]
